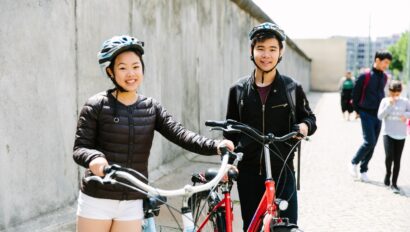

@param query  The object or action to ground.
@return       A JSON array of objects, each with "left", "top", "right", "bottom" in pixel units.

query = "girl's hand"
[
  {"left": 89, "top": 157, "right": 109, "bottom": 177},
  {"left": 217, "top": 139, "right": 235, "bottom": 155}
]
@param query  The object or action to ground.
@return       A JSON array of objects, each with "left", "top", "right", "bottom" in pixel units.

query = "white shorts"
[{"left": 76, "top": 191, "right": 144, "bottom": 221}]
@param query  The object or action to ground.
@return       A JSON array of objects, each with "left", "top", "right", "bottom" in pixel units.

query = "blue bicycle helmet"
[{"left": 97, "top": 35, "right": 144, "bottom": 79}]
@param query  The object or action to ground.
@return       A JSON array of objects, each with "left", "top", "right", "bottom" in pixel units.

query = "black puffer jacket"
[{"left": 73, "top": 89, "right": 219, "bottom": 200}]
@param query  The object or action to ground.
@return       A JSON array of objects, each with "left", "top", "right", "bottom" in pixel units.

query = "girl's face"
[
  {"left": 108, "top": 51, "right": 144, "bottom": 92},
  {"left": 252, "top": 38, "right": 282, "bottom": 72},
  {"left": 389, "top": 91, "right": 401, "bottom": 98}
]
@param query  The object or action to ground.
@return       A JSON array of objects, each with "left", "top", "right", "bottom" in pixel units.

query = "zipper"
[
  {"left": 259, "top": 104, "right": 265, "bottom": 175},
  {"left": 127, "top": 107, "right": 134, "bottom": 168},
  {"left": 271, "top": 103, "right": 288, "bottom": 109}
]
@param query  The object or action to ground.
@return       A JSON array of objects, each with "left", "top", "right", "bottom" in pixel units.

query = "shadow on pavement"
[{"left": 354, "top": 179, "right": 410, "bottom": 197}]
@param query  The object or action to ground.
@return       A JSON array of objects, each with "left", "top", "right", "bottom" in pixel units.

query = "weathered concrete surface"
[
  {"left": 0, "top": 0, "right": 311, "bottom": 230},
  {"left": 0, "top": 0, "right": 78, "bottom": 230}
]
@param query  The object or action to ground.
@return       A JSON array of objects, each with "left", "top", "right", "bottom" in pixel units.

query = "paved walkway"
[
  {"left": 153, "top": 92, "right": 410, "bottom": 231},
  {"left": 298, "top": 92, "right": 410, "bottom": 232}
]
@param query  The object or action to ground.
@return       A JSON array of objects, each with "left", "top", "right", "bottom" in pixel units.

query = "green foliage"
[{"left": 388, "top": 32, "right": 408, "bottom": 73}]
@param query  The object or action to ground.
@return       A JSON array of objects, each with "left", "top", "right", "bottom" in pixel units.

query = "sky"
[{"left": 253, "top": 0, "right": 410, "bottom": 39}]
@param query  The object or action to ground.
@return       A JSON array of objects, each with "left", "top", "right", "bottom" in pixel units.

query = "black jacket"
[
  {"left": 225, "top": 71, "right": 316, "bottom": 173},
  {"left": 73, "top": 89, "right": 219, "bottom": 200},
  {"left": 352, "top": 67, "right": 387, "bottom": 115}
]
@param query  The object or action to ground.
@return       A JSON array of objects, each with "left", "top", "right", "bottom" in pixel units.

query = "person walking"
[
  {"left": 338, "top": 71, "right": 355, "bottom": 120},
  {"left": 378, "top": 80, "right": 410, "bottom": 193},
  {"left": 350, "top": 51, "right": 392, "bottom": 181},
  {"left": 224, "top": 22, "right": 317, "bottom": 230},
  {"left": 73, "top": 35, "right": 234, "bottom": 232}
]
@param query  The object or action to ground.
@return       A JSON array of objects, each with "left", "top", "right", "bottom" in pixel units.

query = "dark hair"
[
  {"left": 388, "top": 80, "right": 402, "bottom": 92},
  {"left": 374, "top": 50, "right": 392, "bottom": 61},
  {"left": 251, "top": 32, "right": 284, "bottom": 50}
]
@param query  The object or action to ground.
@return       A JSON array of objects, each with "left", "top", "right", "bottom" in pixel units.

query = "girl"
[
  {"left": 378, "top": 80, "right": 410, "bottom": 193},
  {"left": 73, "top": 35, "right": 233, "bottom": 232}
]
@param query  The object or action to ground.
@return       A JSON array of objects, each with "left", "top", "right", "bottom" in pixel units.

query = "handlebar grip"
[
  {"left": 219, "top": 144, "right": 229, "bottom": 156},
  {"left": 103, "top": 165, "right": 112, "bottom": 175},
  {"left": 103, "top": 164, "right": 122, "bottom": 175},
  {"left": 84, "top": 176, "right": 104, "bottom": 184},
  {"left": 205, "top": 120, "right": 227, "bottom": 128}
]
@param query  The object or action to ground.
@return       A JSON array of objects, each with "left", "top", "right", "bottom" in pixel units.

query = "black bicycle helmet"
[{"left": 249, "top": 22, "right": 286, "bottom": 42}]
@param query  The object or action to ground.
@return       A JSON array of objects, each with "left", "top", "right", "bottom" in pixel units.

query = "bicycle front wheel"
[{"left": 189, "top": 191, "right": 226, "bottom": 232}]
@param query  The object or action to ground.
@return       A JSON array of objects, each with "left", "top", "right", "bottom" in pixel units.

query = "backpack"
[
  {"left": 342, "top": 79, "right": 354, "bottom": 90},
  {"left": 359, "top": 70, "right": 387, "bottom": 105}
]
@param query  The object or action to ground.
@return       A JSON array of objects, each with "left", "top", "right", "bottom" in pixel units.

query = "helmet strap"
[
  {"left": 251, "top": 52, "right": 277, "bottom": 83},
  {"left": 113, "top": 90, "right": 120, "bottom": 123},
  {"left": 109, "top": 75, "right": 128, "bottom": 93}
]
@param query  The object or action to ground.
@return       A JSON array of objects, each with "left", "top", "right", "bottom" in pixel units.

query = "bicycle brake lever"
[
  {"left": 210, "top": 127, "right": 241, "bottom": 133},
  {"left": 233, "top": 152, "right": 243, "bottom": 166}
]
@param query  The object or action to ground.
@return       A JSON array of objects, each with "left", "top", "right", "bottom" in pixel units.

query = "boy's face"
[
  {"left": 252, "top": 38, "right": 282, "bottom": 72},
  {"left": 374, "top": 58, "right": 391, "bottom": 72}
]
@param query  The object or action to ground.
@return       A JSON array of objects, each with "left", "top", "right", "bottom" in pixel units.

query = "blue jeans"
[{"left": 352, "top": 111, "right": 381, "bottom": 173}]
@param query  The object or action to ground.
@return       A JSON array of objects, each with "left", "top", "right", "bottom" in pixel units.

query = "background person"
[
  {"left": 350, "top": 51, "right": 392, "bottom": 181},
  {"left": 377, "top": 80, "right": 410, "bottom": 193},
  {"left": 338, "top": 71, "right": 355, "bottom": 120}
]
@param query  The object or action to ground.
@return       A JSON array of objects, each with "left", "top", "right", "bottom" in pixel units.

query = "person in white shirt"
[{"left": 378, "top": 80, "right": 410, "bottom": 193}]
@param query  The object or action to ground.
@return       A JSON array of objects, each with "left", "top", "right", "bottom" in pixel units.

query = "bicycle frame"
[
  {"left": 247, "top": 144, "right": 281, "bottom": 232},
  {"left": 203, "top": 120, "right": 304, "bottom": 231}
]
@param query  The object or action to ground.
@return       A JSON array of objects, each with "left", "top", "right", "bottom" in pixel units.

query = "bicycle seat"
[{"left": 205, "top": 168, "right": 238, "bottom": 181}]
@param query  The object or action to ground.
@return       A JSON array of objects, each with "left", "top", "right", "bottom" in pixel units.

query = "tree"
[{"left": 388, "top": 32, "right": 409, "bottom": 80}]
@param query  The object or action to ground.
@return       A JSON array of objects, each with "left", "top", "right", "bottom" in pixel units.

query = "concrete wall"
[
  {"left": 0, "top": 0, "right": 311, "bottom": 230},
  {"left": 295, "top": 37, "right": 347, "bottom": 91}
]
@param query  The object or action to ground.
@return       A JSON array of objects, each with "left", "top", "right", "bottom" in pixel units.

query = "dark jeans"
[
  {"left": 237, "top": 169, "right": 297, "bottom": 231},
  {"left": 383, "top": 135, "right": 405, "bottom": 186},
  {"left": 352, "top": 111, "right": 381, "bottom": 173}
]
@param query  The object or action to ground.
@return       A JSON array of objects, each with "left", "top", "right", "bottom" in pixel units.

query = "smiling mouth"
[{"left": 125, "top": 79, "right": 137, "bottom": 84}]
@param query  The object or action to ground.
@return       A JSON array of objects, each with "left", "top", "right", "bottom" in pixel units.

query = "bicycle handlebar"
[
  {"left": 85, "top": 149, "right": 242, "bottom": 198},
  {"left": 205, "top": 119, "right": 304, "bottom": 143}
]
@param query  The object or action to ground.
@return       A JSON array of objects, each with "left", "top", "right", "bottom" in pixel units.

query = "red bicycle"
[
  {"left": 201, "top": 119, "right": 305, "bottom": 232},
  {"left": 188, "top": 164, "right": 239, "bottom": 231}
]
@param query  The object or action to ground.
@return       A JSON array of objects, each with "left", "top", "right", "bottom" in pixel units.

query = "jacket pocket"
[{"left": 271, "top": 103, "right": 288, "bottom": 109}]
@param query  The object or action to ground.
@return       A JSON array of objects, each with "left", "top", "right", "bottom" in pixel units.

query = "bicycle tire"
[{"left": 189, "top": 191, "right": 226, "bottom": 232}]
